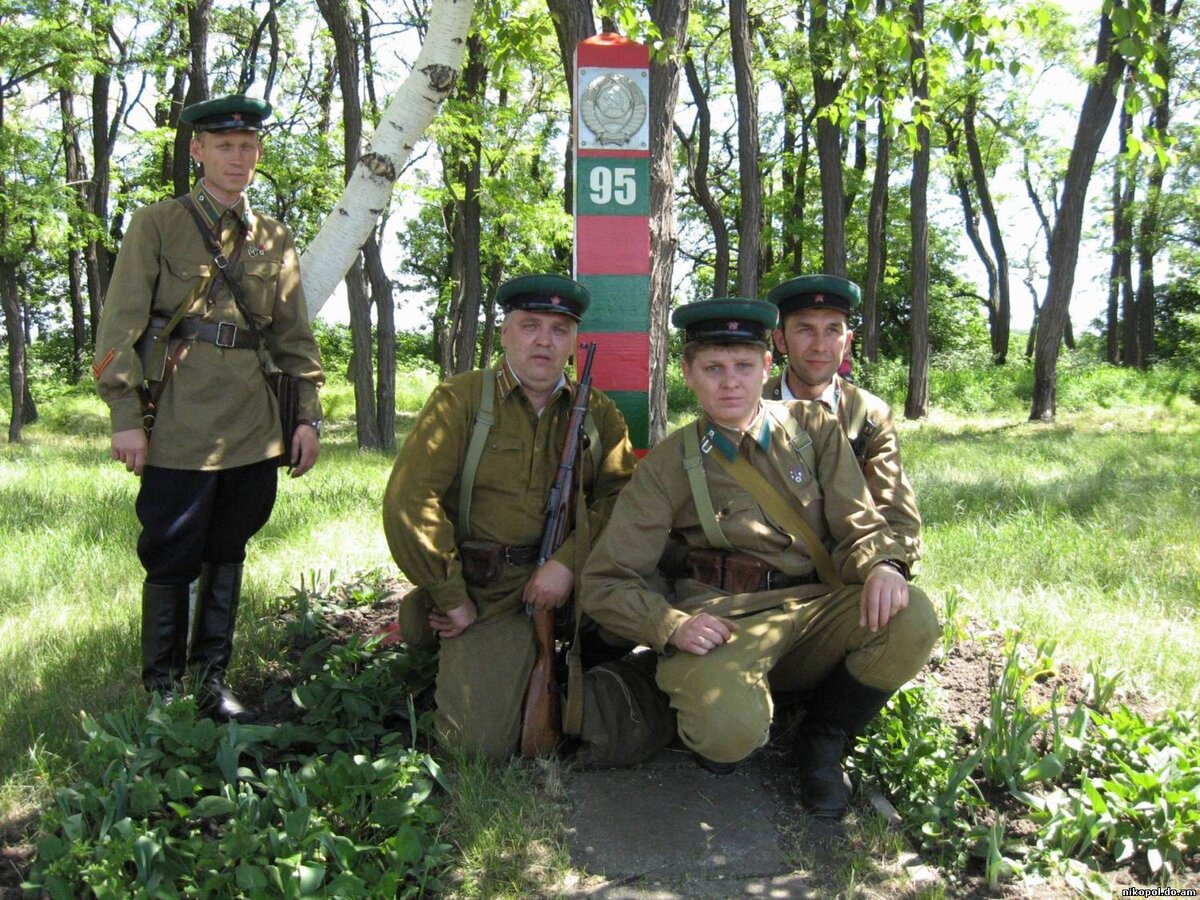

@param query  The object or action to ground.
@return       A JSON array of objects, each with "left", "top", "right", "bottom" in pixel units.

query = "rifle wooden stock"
[
  {"left": 518, "top": 342, "right": 597, "bottom": 759},
  {"left": 519, "top": 607, "right": 561, "bottom": 757}
]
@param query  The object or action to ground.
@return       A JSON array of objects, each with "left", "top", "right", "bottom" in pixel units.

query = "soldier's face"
[
  {"left": 190, "top": 130, "right": 263, "bottom": 206},
  {"left": 682, "top": 344, "right": 771, "bottom": 431},
  {"left": 500, "top": 310, "right": 577, "bottom": 395},
  {"left": 772, "top": 307, "right": 852, "bottom": 394}
]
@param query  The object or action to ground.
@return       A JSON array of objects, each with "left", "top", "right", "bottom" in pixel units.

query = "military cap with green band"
[
  {"left": 180, "top": 95, "right": 273, "bottom": 133},
  {"left": 766, "top": 274, "right": 861, "bottom": 317},
  {"left": 671, "top": 298, "right": 779, "bottom": 345},
  {"left": 496, "top": 274, "right": 590, "bottom": 322}
]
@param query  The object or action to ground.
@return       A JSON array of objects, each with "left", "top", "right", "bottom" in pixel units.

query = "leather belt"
[
  {"left": 149, "top": 315, "right": 260, "bottom": 350},
  {"left": 501, "top": 545, "right": 540, "bottom": 565}
]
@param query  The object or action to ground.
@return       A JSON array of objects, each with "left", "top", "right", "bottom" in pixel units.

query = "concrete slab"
[{"left": 566, "top": 748, "right": 789, "bottom": 883}]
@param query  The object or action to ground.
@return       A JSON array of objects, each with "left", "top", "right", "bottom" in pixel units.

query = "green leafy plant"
[{"left": 25, "top": 581, "right": 446, "bottom": 898}]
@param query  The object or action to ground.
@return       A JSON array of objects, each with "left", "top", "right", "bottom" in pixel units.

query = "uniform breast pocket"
[
  {"left": 474, "top": 433, "right": 530, "bottom": 500},
  {"left": 240, "top": 258, "right": 282, "bottom": 322},
  {"left": 159, "top": 256, "right": 213, "bottom": 311},
  {"left": 716, "top": 495, "right": 785, "bottom": 547}
]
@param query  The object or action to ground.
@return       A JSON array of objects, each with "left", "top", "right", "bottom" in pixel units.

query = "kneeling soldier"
[
  {"left": 581, "top": 298, "right": 937, "bottom": 819},
  {"left": 383, "top": 274, "right": 637, "bottom": 760}
]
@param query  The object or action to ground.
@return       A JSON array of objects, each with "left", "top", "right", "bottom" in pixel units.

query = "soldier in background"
[
  {"left": 383, "top": 274, "right": 636, "bottom": 760},
  {"left": 764, "top": 275, "right": 922, "bottom": 566},
  {"left": 93, "top": 95, "right": 325, "bottom": 723},
  {"left": 582, "top": 298, "right": 937, "bottom": 819}
]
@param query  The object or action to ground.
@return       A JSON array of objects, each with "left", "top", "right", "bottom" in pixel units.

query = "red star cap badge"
[
  {"left": 550, "top": 295, "right": 561, "bottom": 306},
  {"left": 813, "top": 293, "right": 826, "bottom": 303},
  {"left": 728, "top": 321, "right": 739, "bottom": 330},
  {"left": 232, "top": 112, "right": 243, "bottom": 121}
]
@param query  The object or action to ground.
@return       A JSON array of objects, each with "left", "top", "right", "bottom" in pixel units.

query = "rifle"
[{"left": 519, "top": 341, "right": 598, "bottom": 758}]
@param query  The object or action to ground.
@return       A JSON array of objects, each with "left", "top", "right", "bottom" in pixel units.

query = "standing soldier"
[
  {"left": 582, "top": 298, "right": 937, "bottom": 819},
  {"left": 383, "top": 274, "right": 637, "bottom": 760},
  {"left": 765, "top": 275, "right": 922, "bottom": 565},
  {"left": 93, "top": 95, "right": 325, "bottom": 723}
]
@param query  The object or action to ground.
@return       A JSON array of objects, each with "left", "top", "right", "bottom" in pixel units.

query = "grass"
[
  {"left": 905, "top": 403, "right": 1200, "bottom": 706},
  {"left": 2, "top": 357, "right": 1199, "bottom": 894}
]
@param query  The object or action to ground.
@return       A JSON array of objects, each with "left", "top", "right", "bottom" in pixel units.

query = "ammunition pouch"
[
  {"left": 683, "top": 547, "right": 817, "bottom": 594},
  {"left": 458, "top": 540, "right": 538, "bottom": 587}
]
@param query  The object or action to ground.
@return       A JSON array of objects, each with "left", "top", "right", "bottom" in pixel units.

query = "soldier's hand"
[
  {"left": 288, "top": 424, "right": 320, "bottom": 477},
  {"left": 522, "top": 559, "right": 573, "bottom": 611},
  {"left": 668, "top": 612, "right": 738, "bottom": 656},
  {"left": 861, "top": 564, "right": 908, "bottom": 632},
  {"left": 430, "top": 599, "right": 477, "bottom": 639},
  {"left": 111, "top": 428, "right": 148, "bottom": 476}
]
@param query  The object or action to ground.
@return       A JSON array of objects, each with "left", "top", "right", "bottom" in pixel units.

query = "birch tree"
[{"left": 300, "top": 0, "right": 475, "bottom": 318}]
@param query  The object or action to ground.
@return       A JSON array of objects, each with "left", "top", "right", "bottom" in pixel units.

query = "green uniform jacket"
[
  {"left": 764, "top": 373, "right": 922, "bottom": 563},
  {"left": 581, "top": 400, "right": 907, "bottom": 652},
  {"left": 383, "top": 361, "right": 637, "bottom": 616},
  {"left": 93, "top": 184, "right": 324, "bottom": 470}
]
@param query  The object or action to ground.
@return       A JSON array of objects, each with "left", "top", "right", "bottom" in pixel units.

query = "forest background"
[
  {"left": 3, "top": 0, "right": 1200, "bottom": 894},
  {"left": 3, "top": 0, "right": 1200, "bottom": 447}
]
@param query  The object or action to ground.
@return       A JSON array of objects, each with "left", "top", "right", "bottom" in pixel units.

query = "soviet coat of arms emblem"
[{"left": 580, "top": 73, "right": 647, "bottom": 147}]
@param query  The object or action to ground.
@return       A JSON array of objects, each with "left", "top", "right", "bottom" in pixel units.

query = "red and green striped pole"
[{"left": 573, "top": 34, "right": 651, "bottom": 453}]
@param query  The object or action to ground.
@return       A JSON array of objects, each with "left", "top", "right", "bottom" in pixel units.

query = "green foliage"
[
  {"left": 856, "top": 633, "right": 1200, "bottom": 891},
  {"left": 24, "top": 577, "right": 447, "bottom": 898}
]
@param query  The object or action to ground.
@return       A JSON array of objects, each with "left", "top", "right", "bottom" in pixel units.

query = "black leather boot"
[
  {"left": 141, "top": 582, "right": 190, "bottom": 701},
  {"left": 190, "top": 563, "right": 257, "bottom": 724},
  {"left": 794, "top": 662, "right": 893, "bottom": 819}
]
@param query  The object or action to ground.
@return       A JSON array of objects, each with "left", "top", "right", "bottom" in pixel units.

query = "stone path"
[{"left": 563, "top": 748, "right": 833, "bottom": 898}]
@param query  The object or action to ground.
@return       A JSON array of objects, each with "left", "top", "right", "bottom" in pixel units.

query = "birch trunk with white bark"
[{"left": 300, "top": 0, "right": 474, "bottom": 318}]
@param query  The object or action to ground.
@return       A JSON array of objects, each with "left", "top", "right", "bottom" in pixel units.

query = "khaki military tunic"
[
  {"left": 581, "top": 399, "right": 938, "bottom": 763},
  {"left": 93, "top": 184, "right": 324, "bottom": 469},
  {"left": 383, "top": 361, "right": 636, "bottom": 758},
  {"left": 765, "top": 373, "right": 922, "bottom": 563}
]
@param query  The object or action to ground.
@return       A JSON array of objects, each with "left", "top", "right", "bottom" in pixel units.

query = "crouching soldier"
[
  {"left": 383, "top": 274, "right": 637, "bottom": 760},
  {"left": 581, "top": 298, "right": 937, "bottom": 819}
]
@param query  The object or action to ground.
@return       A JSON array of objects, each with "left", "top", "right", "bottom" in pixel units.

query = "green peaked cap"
[
  {"left": 766, "top": 274, "right": 861, "bottom": 316},
  {"left": 496, "top": 274, "right": 590, "bottom": 322},
  {"left": 181, "top": 95, "right": 273, "bottom": 133},
  {"left": 671, "top": 298, "right": 778, "bottom": 345}
]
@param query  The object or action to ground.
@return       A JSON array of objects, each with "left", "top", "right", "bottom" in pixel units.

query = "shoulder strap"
[
  {"left": 846, "top": 386, "right": 869, "bottom": 440},
  {"left": 457, "top": 367, "right": 496, "bottom": 541},
  {"left": 682, "top": 421, "right": 735, "bottom": 551},
  {"left": 769, "top": 405, "right": 818, "bottom": 475},
  {"left": 711, "top": 450, "right": 844, "bottom": 589}
]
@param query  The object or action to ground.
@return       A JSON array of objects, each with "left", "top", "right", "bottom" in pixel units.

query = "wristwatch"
[{"left": 298, "top": 418, "right": 322, "bottom": 435}]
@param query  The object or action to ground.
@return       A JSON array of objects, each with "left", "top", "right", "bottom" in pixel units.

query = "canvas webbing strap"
[
  {"left": 711, "top": 450, "right": 843, "bottom": 589},
  {"left": 457, "top": 367, "right": 496, "bottom": 541},
  {"left": 682, "top": 421, "right": 735, "bottom": 551}
]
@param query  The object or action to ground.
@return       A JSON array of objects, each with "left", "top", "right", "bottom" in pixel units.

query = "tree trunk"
[
  {"left": 60, "top": 89, "right": 90, "bottom": 382},
  {"left": 1132, "top": 0, "right": 1173, "bottom": 369},
  {"left": 318, "top": 0, "right": 383, "bottom": 448},
  {"left": 447, "top": 32, "right": 487, "bottom": 374},
  {"left": 963, "top": 93, "right": 1010, "bottom": 364},
  {"left": 648, "top": 0, "right": 689, "bottom": 445},
  {"left": 946, "top": 121, "right": 999, "bottom": 352},
  {"left": 730, "top": 0, "right": 762, "bottom": 296},
  {"left": 680, "top": 56, "right": 730, "bottom": 296},
  {"left": 904, "top": 0, "right": 929, "bottom": 420},
  {"left": 810, "top": 0, "right": 846, "bottom": 277},
  {"left": 302, "top": 0, "right": 474, "bottom": 315},
  {"left": 862, "top": 99, "right": 889, "bottom": 364},
  {"left": 364, "top": 236, "right": 396, "bottom": 450},
  {"left": 547, "top": 0, "right": 596, "bottom": 218},
  {"left": 1031, "top": 11, "right": 1124, "bottom": 420},
  {"left": 1, "top": 260, "right": 25, "bottom": 443},
  {"left": 173, "top": 0, "right": 211, "bottom": 197},
  {"left": 1110, "top": 77, "right": 1134, "bottom": 364}
]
